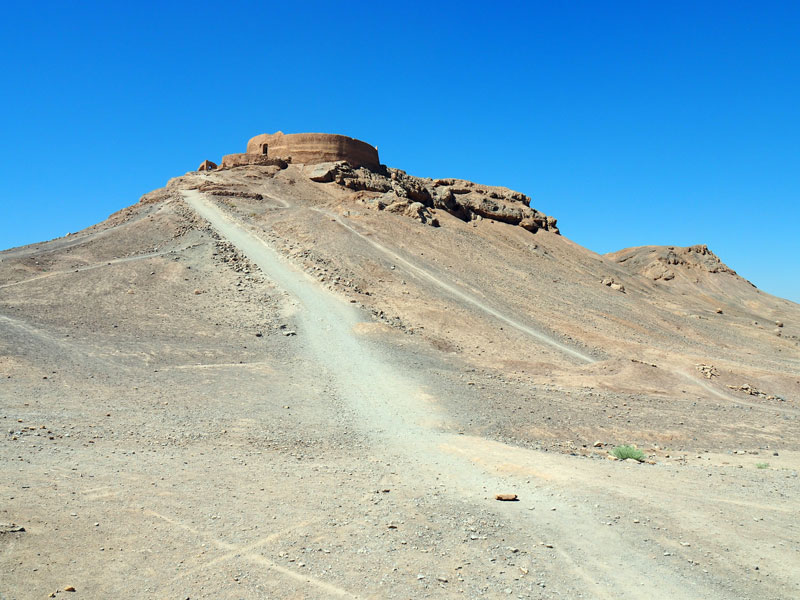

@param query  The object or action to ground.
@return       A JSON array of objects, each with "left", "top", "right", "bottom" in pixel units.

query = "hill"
[{"left": 1, "top": 148, "right": 799, "bottom": 598}]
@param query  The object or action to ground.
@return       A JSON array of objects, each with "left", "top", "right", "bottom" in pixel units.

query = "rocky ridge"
[
  {"left": 607, "top": 243, "right": 739, "bottom": 282},
  {"left": 305, "top": 161, "right": 559, "bottom": 233}
]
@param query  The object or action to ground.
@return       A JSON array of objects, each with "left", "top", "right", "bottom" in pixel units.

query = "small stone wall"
[{"left": 220, "top": 154, "right": 289, "bottom": 169}]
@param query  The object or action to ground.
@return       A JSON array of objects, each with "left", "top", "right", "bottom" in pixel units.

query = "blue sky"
[{"left": 2, "top": 1, "right": 798, "bottom": 302}]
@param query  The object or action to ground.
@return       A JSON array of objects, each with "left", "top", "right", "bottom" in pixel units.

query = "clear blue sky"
[{"left": 2, "top": 1, "right": 798, "bottom": 302}]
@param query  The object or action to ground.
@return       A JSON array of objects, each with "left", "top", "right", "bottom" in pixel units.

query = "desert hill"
[{"left": 1, "top": 139, "right": 799, "bottom": 598}]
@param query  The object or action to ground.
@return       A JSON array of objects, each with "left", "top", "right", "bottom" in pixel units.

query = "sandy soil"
[{"left": 1, "top": 164, "right": 799, "bottom": 599}]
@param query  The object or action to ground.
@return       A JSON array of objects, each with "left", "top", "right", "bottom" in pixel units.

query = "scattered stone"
[
  {"left": 727, "top": 384, "right": 783, "bottom": 400},
  {"left": 601, "top": 277, "right": 625, "bottom": 292},
  {"left": 64, "top": 586, "right": 76, "bottom": 592},
  {"left": 593, "top": 441, "right": 603, "bottom": 447},
  {"left": 282, "top": 330, "right": 296, "bottom": 337},
  {"left": 495, "top": 493, "right": 518, "bottom": 501},
  {"left": 695, "top": 364, "right": 718, "bottom": 379},
  {"left": 715, "top": 308, "right": 724, "bottom": 314}
]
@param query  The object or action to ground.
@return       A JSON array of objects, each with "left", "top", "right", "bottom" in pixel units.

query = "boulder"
[{"left": 306, "top": 161, "right": 347, "bottom": 183}]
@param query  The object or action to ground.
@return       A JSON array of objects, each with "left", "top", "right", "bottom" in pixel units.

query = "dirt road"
[{"left": 182, "top": 190, "right": 799, "bottom": 599}]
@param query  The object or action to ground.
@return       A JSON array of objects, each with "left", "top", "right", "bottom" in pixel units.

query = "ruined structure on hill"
[
  {"left": 197, "top": 159, "right": 217, "bottom": 171},
  {"left": 218, "top": 132, "right": 380, "bottom": 170},
  {"left": 201, "top": 131, "right": 559, "bottom": 234}
]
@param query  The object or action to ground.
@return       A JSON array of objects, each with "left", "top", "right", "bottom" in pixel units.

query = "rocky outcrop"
[
  {"left": 607, "top": 244, "right": 737, "bottom": 281},
  {"left": 308, "top": 162, "right": 559, "bottom": 234},
  {"left": 197, "top": 182, "right": 264, "bottom": 200}
]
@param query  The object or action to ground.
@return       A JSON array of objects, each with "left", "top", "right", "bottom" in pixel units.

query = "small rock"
[
  {"left": 715, "top": 308, "right": 724, "bottom": 314},
  {"left": 64, "top": 586, "right": 76, "bottom": 592},
  {"left": 775, "top": 321, "right": 784, "bottom": 328},
  {"left": 495, "top": 493, "right": 518, "bottom": 501},
  {"left": 437, "top": 576, "right": 448, "bottom": 583},
  {"left": 593, "top": 441, "right": 603, "bottom": 447},
  {"left": 282, "top": 331, "right": 297, "bottom": 337}
]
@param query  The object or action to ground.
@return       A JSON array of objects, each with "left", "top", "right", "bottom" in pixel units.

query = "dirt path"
[
  {"left": 182, "top": 190, "right": 747, "bottom": 600},
  {"left": 0, "top": 247, "right": 194, "bottom": 291}
]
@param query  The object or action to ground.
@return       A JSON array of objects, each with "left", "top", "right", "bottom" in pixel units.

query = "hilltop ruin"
[{"left": 217, "top": 131, "right": 380, "bottom": 170}]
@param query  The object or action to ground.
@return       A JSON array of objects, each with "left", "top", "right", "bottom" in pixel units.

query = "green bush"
[
  {"left": 611, "top": 445, "right": 646, "bottom": 462},
  {"left": 755, "top": 462, "right": 769, "bottom": 469}
]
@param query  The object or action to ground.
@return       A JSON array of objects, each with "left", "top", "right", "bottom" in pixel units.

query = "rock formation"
[
  {"left": 304, "top": 161, "right": 559, "bottom": 233},
  {"left": 607, "top": 244, "right": 737, "bottom": 281}
]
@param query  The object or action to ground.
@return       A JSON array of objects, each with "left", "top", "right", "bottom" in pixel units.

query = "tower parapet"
[{"left": 243, "top": 132, "right": 380, "bottom": 170}]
